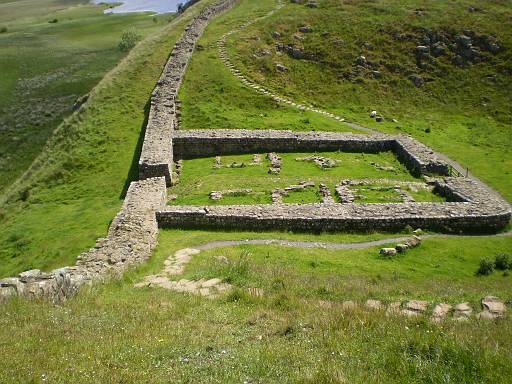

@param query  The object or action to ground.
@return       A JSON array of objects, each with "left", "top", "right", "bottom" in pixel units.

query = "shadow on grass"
[{"left": 119, "top": 98, "right": 151, "bottom": 199}]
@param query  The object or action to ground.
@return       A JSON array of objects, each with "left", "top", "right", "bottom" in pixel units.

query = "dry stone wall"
[
  {"left": 172, "top": 129, "right": 449, "bottom": 176},
  {"left": 0, "top": 177, "right": 167, "bottom": 303},
  {"left": 158, "top": 177, "right": 510, "bottom": 233},
  {"left": 139, "top": 0, "right": 238, "bottom": 185}
]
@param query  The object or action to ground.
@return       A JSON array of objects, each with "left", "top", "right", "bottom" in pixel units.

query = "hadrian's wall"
[
  {"left": 0, "top": 0, "right": 235, "bottom": 304},
  {"left": 139, "top": 0, "right": 238, "bottom": 185},
  {"left": 0, "top": 177, "right": 167, "bottom": 303},
  {"left": 157, "top": 178, "right": 511, "bottom": 233},
  {"left": 172, "top": 129, "right": 450, "bottom": 176}
]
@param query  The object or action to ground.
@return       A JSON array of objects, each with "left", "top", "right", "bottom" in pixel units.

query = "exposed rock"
[
  {"left": 355, "top": 55, "right": 367, "bottom": 67},
  {"left": 395, "top": 244, "right": 409, "bottom": 253},
  {"left": 276, "top": 63, "right": 289, "bottom": 72},
  {"left": 380, "top": 248, "right": 397, "bottom": 257},
  {"left": 405, "top": 235, "right": 421, "bottom": 248},
  {"left": 431, "top": 303, "right": 452, "bottom": 322},
  {"left": 271, "top": 31, "right": 281, "bottom": 38},
  {"left": 370, "top": 110, "right": 377, "bottom": 118},
  {"left": 365, "top": 299, "right": 383, "bottom": 310},
  {"left": 210, "top": 191, "right": 223, "bottom": 200},
  {"left": 402, "top": 300, "right": 429, "bottom": 316},
  {"left": 453, "top": 302, "right": 472, "bottom": 320},
  {"left": 409, "top": 74, "right": 424, "bottom": 88},
  {"left": 298, "top": 25, "right": 313, "bottom": 33},
  {"left": 478, "top": 296, "right": 506, "bottom": 319}
]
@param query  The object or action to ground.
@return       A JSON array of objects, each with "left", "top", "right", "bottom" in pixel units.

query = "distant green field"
[
  {"left": 0, "top": 0, "right": 173, "bottom": 191},
  {"left": 170, "top": 151, "right": 444, "bottom": 205}
]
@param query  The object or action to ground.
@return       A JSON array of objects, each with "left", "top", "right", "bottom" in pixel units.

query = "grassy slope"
[
  {"left": 229, "top": 0, "right": 512, "bottom": 201},
  {"left": 179, "top": 0, "right": 511, "bottom": 200},
  {"left": 0, "top": 229, "right": 510, "bottom": 382},
  {"left": 170, "top": 152, "right": 443, "bottom": 205},
  {"left": 0, "top": 1, "right": 213, "bottom": 277},
  {"left": 178, "top": 0, "right": 353, "bottom": 132},
  {"left": 0, "top": 0, "right": 173, "bottom": 191}
]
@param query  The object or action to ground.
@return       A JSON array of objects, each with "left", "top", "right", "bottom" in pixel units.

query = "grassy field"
[
  {"left": 170, "top": 152, "right": 444, "bottom": 205},
  {"left": 178, "top": 0, "right": 352, "bottom": 132},
  {"left": 0, "top": 229, "right": 511, "bottom": 382},
  {"left": 0, "top": 0, "right": 214, "bottom": 277},
  {"left": 180, "top": 0, "right": 511, "bottom": 201},
  {"left": 0, "top": 0, "right": 173, "bottom": 191}
]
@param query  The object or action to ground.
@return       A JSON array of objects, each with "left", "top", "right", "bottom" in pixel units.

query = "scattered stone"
[
  {"left": 370, "top": 110, "right": 377, "bottom": 118},
  {"left": 453, "top": 302, "right": 472, "bottom": 320},
  {"left": 335, "top": 182, "right": 355, "bottom": 203},
  {"left": 395, "top": 244, "right": 409, "bottom": 253},
  {"left": 409, "top": 74, "right": 424, "bottom": 88},
  {"left": 431, "top": 303, "right": 452, "bottom": 322},
  {"left": 366, "top": 299, "right": 383, "bottom": 310},
  {"left": 214, "top": 156, "right": 222, "bottom": 168},
  {"left": 380, "top": 248, "right": 397, "bottom": 257},
  {"left": 478, "top": 296, "right": 506, "bottom": 320},
  {"left": 209, "top": 191, "right": 223, "bottom": 200},
  {"left": 271, "top": 31, "right": 281, "bottom": 38},
  {"left": 319, "top": 183, "right": 335, "bottom": 204},
  {"left": 405, "top": 235, "right": 421, "bottom": 248},
  {"left": 386, "top": 301, "right": 402, "bottom": 315},
  {"left": 267, "top": 152, "right": 282, "bottom": 174},
  {"left": 296, "top": 155, "right": 340, "bottom": 169},
  {"left": 402, "top": 300, "right": 429, "bottom": 316},
  {"left": 276, "top": 63, "right": 289, "bottom": 72},
  {"left": 355, "top": 55, "right": 367, "bottom": 67},
  {"left": 298, "top": 25, "right": 313, "bottom": 33},
  {"left": 375, "top": 116, "right": 383, "bottom": 122}
]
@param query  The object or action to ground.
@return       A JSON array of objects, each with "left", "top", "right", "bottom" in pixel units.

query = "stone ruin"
[{"left": 1, "top": 0, "right": 510, "bottom": 304}]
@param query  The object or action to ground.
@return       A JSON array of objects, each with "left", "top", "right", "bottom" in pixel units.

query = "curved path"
[{"left": 216, "top": 0, "right": 375, "bottom": 134}]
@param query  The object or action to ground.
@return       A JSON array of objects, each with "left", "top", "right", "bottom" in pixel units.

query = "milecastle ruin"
[{"left": 1, "top": 0, "right": 510, "bottom": 303}]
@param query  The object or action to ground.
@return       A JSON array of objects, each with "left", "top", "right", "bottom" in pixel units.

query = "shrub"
[
  {"left": 0, "top": 26, "right": 7, "bottom": 33},
  {"left": 118, "top": 29, "right": 141, "bottom": 52},
  {"left": 48, "top": 19, "right": 58, "bottom": 23},
  {"left": 495, "top": 253, "right": 511, "bottom": 271},
  {"left": 477, "top": 258, "right": 494, "bottom": 276}
]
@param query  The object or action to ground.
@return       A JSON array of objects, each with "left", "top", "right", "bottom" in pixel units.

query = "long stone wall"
[
  {"left": 139, "top": 0, "right": 238, "bottom": 185},
  {"left": 0, "top": 177, "right": 167, "bottom": 303},
  {"left": 172, "top": 129, "right": 450, "bottom": 176},
  {"left": 158, "top": 178, "right": 510, "bottom": 233}
]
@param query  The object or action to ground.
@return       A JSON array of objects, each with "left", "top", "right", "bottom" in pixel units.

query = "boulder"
[
  {"left": 380, "top": 248, "right": 397, "bottom": 257},
  {"left": 431, "top": 303, "right": 452, "bottom": 322},
  {"left": 409, "top": 74, "right": 424, "bottom": 88},
  {"left": 370, "top": 110, "right": 377, "bottom": 118},
  {"left": 395, "top": 244, "right": 409, "bottom": 253},
  {"left": 299, "top": 25, "right": 313, "bottom": 33},
  {"left": 405, "top": 235, "right": 421, "bottom": 248},
  {"left": 355, "top": 55, "right": 367, "bottom": 67},
  {"left": 453, "top": 302, "right": 472, "bottom": 320},
  {"left": 276, "top": 63, "right": 289, "bottom": 72},
  {"left": 457, "top": 35, "right": 472, "bottom": 48}
]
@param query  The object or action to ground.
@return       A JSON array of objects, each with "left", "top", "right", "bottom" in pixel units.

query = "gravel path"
[{"left": 193, "top": 230, "right": 512, "bottom": 252}]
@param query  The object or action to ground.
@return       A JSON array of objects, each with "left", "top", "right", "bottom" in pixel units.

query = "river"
[{"left": 94, "top": 0, "right": 183, "bottom": 14}]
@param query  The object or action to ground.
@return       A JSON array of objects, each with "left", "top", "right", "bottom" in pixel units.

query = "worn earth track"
[{"left": 136, "top": 232, "right": 511, "bottom": 321}]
